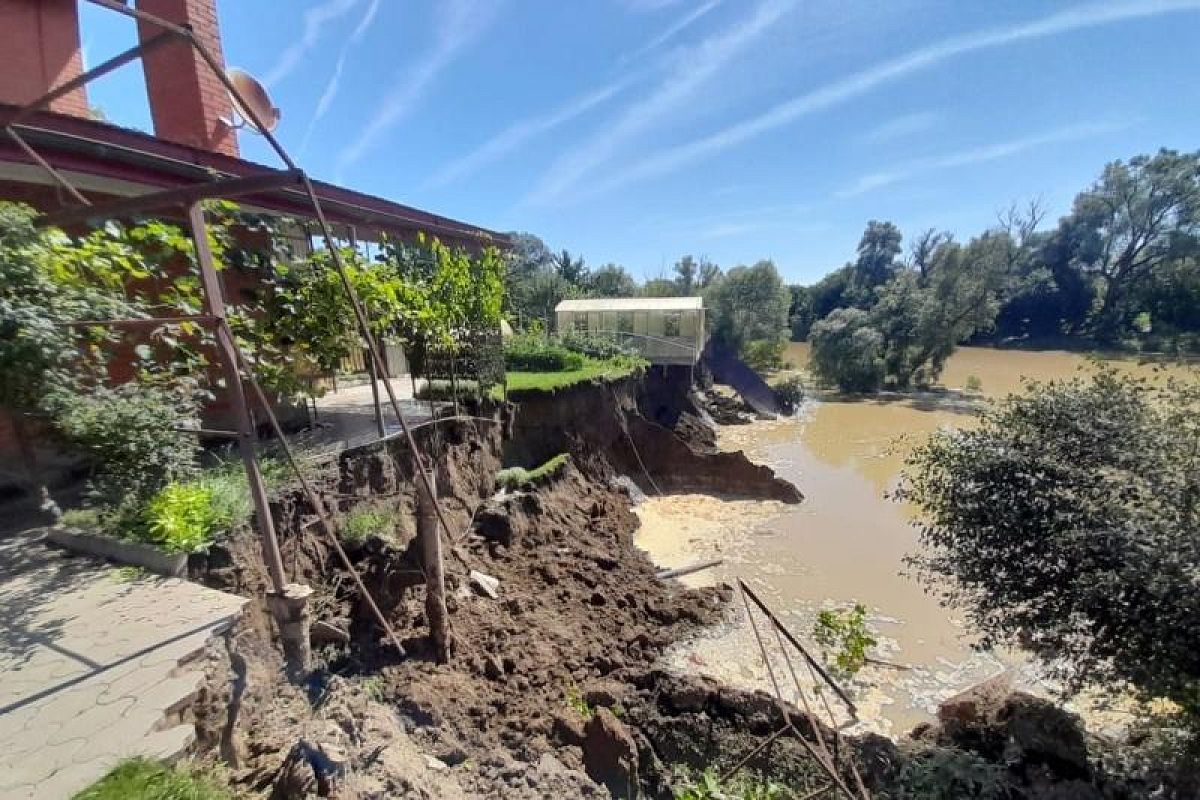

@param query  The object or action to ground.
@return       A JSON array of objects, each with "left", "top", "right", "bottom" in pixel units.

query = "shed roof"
[{"left": 556, "top": 296, "right": 703, "bottom": 312}]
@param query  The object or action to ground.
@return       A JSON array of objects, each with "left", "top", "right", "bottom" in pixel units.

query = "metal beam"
[
  {"left": 38, "top": 169, "right": 305, "bottom": 227},
  {"left": 5, "top": 126, "right": 90, "bottom": 207},
  {"left": 3, "top": 32, "right": 177, "bottom": 128}
]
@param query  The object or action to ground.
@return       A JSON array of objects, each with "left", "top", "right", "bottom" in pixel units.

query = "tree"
[
  {"left": 641, "top": 277, "right": 680, "bottom": 297},
  {"left": 554, "top": 248, "right": 589, "bottom": 286},
  {"left": 705, "top": 260, "right": 789, "bottom": 355},
  {"left": 674, "top": 255, "right": 720, "bottom": 294},
  {"left": 1063, "top": 149, "right": 1200, "bottom": 341},
  {"left": 899, "top": 369, "right": 1200, "bottom": 715},
  {"left": 588, "top": 263, "right": 637, "bottom": 297},
  {"left": 849, "top": 220, "right": 903, "bottom": 302},
  {"left": 808, "top": 307, "right": 885, "bottom": 392}
]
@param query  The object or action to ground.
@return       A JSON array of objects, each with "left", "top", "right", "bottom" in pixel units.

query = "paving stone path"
[{"left": 0, "top": 529, "right": 247, "bottom": 800}]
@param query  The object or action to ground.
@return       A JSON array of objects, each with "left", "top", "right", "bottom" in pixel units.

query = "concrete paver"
[{"left": 0, "top": 529, "right": 248, "bottom": 799}]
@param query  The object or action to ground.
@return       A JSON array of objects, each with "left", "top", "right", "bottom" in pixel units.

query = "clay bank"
[{"left": 167, "top": 359, "right": 1158, "bottom": 799}]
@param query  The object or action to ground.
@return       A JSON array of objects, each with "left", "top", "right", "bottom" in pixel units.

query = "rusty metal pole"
[
  {"left": 186, "top": 203, "right": 310, "bottom": 675},
  {"left": 416, "top": 470, "right": 451, "bottom": 662}
]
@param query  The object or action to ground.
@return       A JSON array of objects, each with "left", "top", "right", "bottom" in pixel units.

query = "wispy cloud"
[
  {"left": 857, "top": 110, "right": 940, "bottom": 146},
  {"left": 337, "top": 0, "right": 499, "bottom": 176},
  {"left": 300, "top": 0, "right": 381, "bottom": 152},
  {"left": 425, "top": 79, "right": 632, "bottom": 189},
  {"left": 838, "top": 121, "right": 1128, "bottom": 198},
  {"left": 585, "top": 0, "right": 1200, "bottom": 198},
  {"left": 526, "top": 0, "right": 797, "bottom": 206},
  {"left": 264, "top": 0, "right": 359, "bottom": 88},
  {"left": 621, "top": 0, "right": 722, "bottom": 63}
]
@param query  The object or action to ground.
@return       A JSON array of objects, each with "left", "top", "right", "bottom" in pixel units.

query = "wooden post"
[
  {"left": 187, "top": 202, "right": 310, "bottom": 677},
  {"left": 367, "top": 346, "right": 386, "bottom": 438},
  {"left": 416, "top": 469, "right": 451, "bottom": 662}
]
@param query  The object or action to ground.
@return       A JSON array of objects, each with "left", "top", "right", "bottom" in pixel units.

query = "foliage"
[
  {"left": 60, "top": 507, "right": 101, "bottom": 530},
  {"left": 812, "top": 603, "right": 877, "bottom": 678},
  {"left": 144, "top": 483, "right": 218, "bottom": 553},
  {"left": 671, "top": 768, "right": 786, "bottom": 800},
  {"left": 415, "top": 378, "right": 481, "bottom": 401},
  {"left": 741, "top": 338, "right": 786, "bottom": 373},
  {"left": 705, "top": 261, "right": 790, "bottom": 354},
  {"left": 502, "top": 355, "right": 645, "bottom": 397},
  {"left": 890, "top": 746, "right": 1009, "bottom": 800},
  {"left": 848, "top": 219, "right": 903, "bottom": 303},
  {"left": 49, "top": 383, "right": 201, "bottom": 513},
  {"left": 557, "top": 329, "right": 639, "bottom": 359},
  {"left": 565, "top": 682, "right": 596, "bottom": 721},
  {"left": 589, "top": 263, "right": 638, "bottom": 297},
  {"left": 194, "top": 457, "right": 287, "bottom": 534},
  {"left": 898, "top": 368, "right": 1200, "bottom": 713},
  {"left": 72, "top": 757, "right": 232, "bottom": 800},
  {"left": 504, "top": 334, "right": 585, "bottom": 372},
  {"left": 808, "top": 308, "right": 885, "bottom": 392},
  {"left": 964, "top": 374, "right": 983, "bottom": 393},
  {"left": 674, "top": 255, "right": 722, "bottom": 295},
  {"left": 496, "top": 453, "right": 570, "bottom": 490},
  {"left": 342, "top": 505, "right": 399, "bottom": 543},
  {"left": 770, "top": 375, "right": 804, "bottom": 414}
]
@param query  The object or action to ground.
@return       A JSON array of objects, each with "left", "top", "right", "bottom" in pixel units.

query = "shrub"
[
  {"left": 504, "top": 334, "right": 584, "bottom": 372},
  {"left": 671, "top": 767, "right": 787, "bottom": 800},
  {"left": 812, "top": 603, "right": 877, "bottom": 678},
  {"left": 49, "top": 383, "right": 201, "bottom": 513},
  {"left": 144, "top": 483, "right": 217, "bottom": 553},
  {"left": 415, "top": 378, "right": 481, "bottom": 401},
  {"left": 770, "top": 375, "right": 804, "bottom": 414},
  {"left": 557, "top": 330, "right": 638, "bottom": 359},
  {"left": 808, "top": 308, "right": 885, "bottom": 392},
  {"left": 60, "top": 507, "right": 101, "bottom": 530},
  {"left": 898, "top": 368, "right": 1200, "bottom": 715},
  {"left": 964, "top": 374, "right": 983, "bottom": 393},
  {"left": 891, "top": 747, "right": 1009, "bottom": 799},
  {"left": 741, "top": 338, "right": 786, "bottom": 373}
]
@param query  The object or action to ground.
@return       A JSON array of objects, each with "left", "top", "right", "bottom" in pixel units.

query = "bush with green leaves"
[
  {"left": 671, "top": 767, "right": 786, "bottom": 800},
  {"left": 341, "top": 505, "right": 400, "bottom": 543},
  {"left": 556, "top": 329, "right": 638, "bottom": 359},
  {"left": 144, "top": 482, "right": 218, "bottom": 553},
  {"left": 496, "top": 453, "right": 569, "bottom": 490},
  {"left": 49, "top": 382, "right": 201, "bottom": 513},
  {"left": 812, "top": 603, "right": 877, "bottom": 678},
  {"left": 898, "top": 367, "right": 1200, "bottom": 715},
  {"left": 890, "top": 746, "right": 1009, "bottom": 799},
  {"left": 770, "top": 375, "right": 804, "bottom": 414},
  {"left": 504, "top": 334, "right": 584, "bottom": 372},
  {"left": 741, "top": 338, "right": 787, "bottom": 373},
  {"left": 808, "top": 308, "right": 885, "bottom": 392}
]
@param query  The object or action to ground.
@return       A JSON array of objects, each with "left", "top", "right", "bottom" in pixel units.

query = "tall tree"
[
  {"left": 705, "top": 260, "right": 789, "bottom": 352},
  {"left": 1063, "top": 149, "right": 1200, "bottom": 340},
  {"left": 849, "top": 220, "right": 903, "bottom": 301},
  {"left": 589, "top": 263, "right": 637, "bottom": 297},
  {"left": 554, "top": 248, "right": 589, "bottom": 286}
]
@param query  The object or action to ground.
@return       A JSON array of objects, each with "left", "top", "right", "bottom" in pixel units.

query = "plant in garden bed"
[
  {"left": 671, "top": 767, "right": 788, "bottom": 800},
  {"left": 72, "top": 757, "right": 232, "bottom": 800},
  {"left": 341, "top": 505, "right": 400, "bottom": 543}
]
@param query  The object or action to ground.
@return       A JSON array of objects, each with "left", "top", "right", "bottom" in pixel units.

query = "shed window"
[
  {"left": 574, "top": 314, "right": 588, "bottom": 332},
  {"left": 601, "top": 311, "right": 617, "bottom": 332},
  {"left": 617, "top": 312, "right": 634, "bottom": 333},
  {"left": 663, "top": 312, "right": 682, "bottom": 337}
]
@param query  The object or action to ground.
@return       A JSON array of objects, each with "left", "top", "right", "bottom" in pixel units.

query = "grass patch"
[
  {"left": 671, "top": 766, "right": 788, "bottom": 799},
  {"left": 495, "top": 356, "right": 646, "bottom": 399},
  {"left": 60, "top": 507, "right": 101, "bottom": 530},
  {"left": 496, "top": 453, "right": 570, "bottom": 491},
  {"left": 341, "top": 505, "right": 400, "bottom": 543},
  {"left": 72, "top": 758, "right": 232, "bottom": 800}
]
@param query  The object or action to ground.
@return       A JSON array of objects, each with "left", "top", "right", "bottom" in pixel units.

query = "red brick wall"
[
  {"left": 136, "top": 0, "right": 239, "bottom": 157},
  {"left": 0, "top": 0, "right": 89, "bottom": 117}
]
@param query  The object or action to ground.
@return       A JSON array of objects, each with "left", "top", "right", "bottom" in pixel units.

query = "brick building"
[{"left": 0, "top": 0, "right": 506, "bottom": 492}]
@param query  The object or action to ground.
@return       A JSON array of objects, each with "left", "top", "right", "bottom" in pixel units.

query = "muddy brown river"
[{"left": 636, "top": 344, "right": 1195, "bottom": 737}]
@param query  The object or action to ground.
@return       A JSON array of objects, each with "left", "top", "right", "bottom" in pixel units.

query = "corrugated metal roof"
[{"left": 555, "top": 296, "right": 703, "bottom": 312}]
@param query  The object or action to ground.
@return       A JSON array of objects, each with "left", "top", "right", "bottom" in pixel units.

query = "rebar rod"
[{"left": 5, "top": 126, "right": 90, "bottom": 206}]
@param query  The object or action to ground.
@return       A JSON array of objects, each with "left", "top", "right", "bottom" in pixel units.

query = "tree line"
[{"left": 795, "top": 149, "right": 1200, "bottom": 392}]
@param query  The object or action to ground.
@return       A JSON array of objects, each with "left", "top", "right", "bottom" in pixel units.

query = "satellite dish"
[{"left": 224, "top": 67, "right": 281, "bottom": 134}]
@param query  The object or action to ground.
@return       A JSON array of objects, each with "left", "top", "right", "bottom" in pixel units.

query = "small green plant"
[
  {"left": 965, "top": 374, "right": 983, "bottom": 393},
  {"left": 672, "top": 767, "right": 786, "bottom": 800},
  {"left": 72, "top": 757, "right": 232, "bottom": 800},
  {"left": 496, "top": 453, "right": 570, "bottom": 491},
  {"left": 566, "top": 682, "right": 595, "bottom": 721},
  {"left": 112, "top": 566, "right": 147, "bottom": 583},
  {"left": 770, "top": 375, "right": 804, "bottom": 414},
  {"left": 812, "top": 603, "right": 877, "bottom": 678},
  {"left": 143, "top": 483, "right": 217, "bottom": 553},
  {"left": 341, "top": 506, "right": 399, "bottom": 543},
  {"left": 504, "top": 333, "right": 585, "bottom": 372},
  {"left": 361, "top": 676, "right": 386, "bottom": 702},
  {"left": 60, "top": 507, "right": 101, "bottom": 530},
  {"left": 742, "top": 338, "right": 787, "bottom": 373}
]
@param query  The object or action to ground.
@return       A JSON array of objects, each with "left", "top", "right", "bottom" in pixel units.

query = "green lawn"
[
  {"left": 73, "top": 759, "right": 231, "bottom": 800},
  {"left": 493, "top": 356, "right": 646, "bottom": 399}
]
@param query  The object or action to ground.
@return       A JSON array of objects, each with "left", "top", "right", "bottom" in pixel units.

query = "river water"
[{"left": 635, "top": 344, "right": 1194, "bottom": 737}]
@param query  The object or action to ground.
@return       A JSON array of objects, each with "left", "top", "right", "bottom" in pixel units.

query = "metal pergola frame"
[{"left": 8, "top": 0, "right": 472, "bottom": 671}]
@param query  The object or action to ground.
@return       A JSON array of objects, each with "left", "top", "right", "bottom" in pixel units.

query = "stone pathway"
[{"left": 0, "top": 530, "right": 247, "bottom": 800}]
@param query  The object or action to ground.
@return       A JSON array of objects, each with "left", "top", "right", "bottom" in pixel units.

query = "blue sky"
[{"left": 80, "top": 0, "right": 1199, "bottom": 284}]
